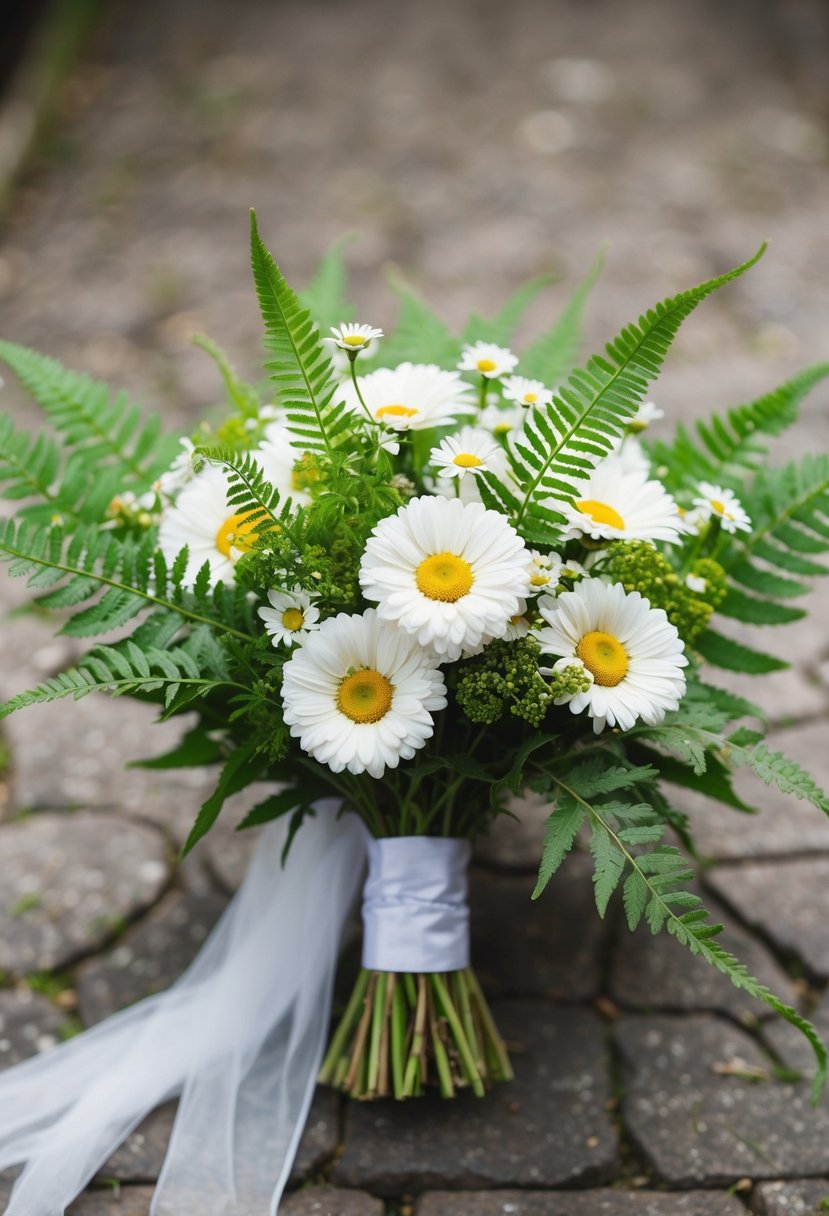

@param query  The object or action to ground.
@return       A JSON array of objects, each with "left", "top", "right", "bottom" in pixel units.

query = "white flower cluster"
[{"left": 153, "top": 318, "right": 753, "bottom": 778}]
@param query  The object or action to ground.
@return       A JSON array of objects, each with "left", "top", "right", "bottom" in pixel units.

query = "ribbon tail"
[{"left": 1, "top": 803, "right": 367, "bottom": 1216}]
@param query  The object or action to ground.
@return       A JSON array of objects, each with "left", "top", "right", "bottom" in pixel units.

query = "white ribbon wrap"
[
  {"left": 362, "top": 836, "right": 471, "bottom": 972},
  {"left": 0, "top": 816, "right": 472, "bottom": 1214}
]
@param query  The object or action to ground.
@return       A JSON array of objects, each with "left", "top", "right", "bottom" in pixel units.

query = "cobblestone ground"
[{"left": 1, "top": 0, "right": 829, "bottom": 1212}]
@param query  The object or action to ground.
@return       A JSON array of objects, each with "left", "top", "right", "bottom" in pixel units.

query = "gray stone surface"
[
  {"left": 705, "top": 858, "right": 829, "bottom": 981},
  {"left": 333, "top": 1002, "right": 617, "bottom": 1195},
  {"left": 281, "top": 1190, "right": 384, "bottom": 1216},
  {"left": 95, "top": 1089, "right": 341, "bottom": 1186},
  {"left": 417, "top": 1191, "right": 748, "bottom": 1215},
  {"left": 0, "top": 1182, "right": 155, "bottom": 1215},
  {"left": 471, "top": 854, "right": 605, "bottom": 1001},
  {"left": 0, "top": 811, "right": 171, "bottom": 972},
  {"left": 475, "top": 789, "right": 552, "bottom": 871},
  {"left": 76, "top": 888, "right": 228, "bottom": 1025},
  {"left": 609, "top": 884, "right": 796, "bottom": 1019},
  {"left": 616, "top": 1015, "right": 829, "bottom": 1185},
  {"left": 752, "top": 1179, "right": 829, "bottom": 1215},
  {"left": 673, "top": 721, "right": 829, "bottom": 861},
  {"left": 0, "top": 987, "right": 66, "bottom": 1065}
]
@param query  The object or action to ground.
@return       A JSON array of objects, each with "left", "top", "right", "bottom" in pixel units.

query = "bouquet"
[{"left": 1, "top": 212, "right": 828, "bottom": 1209}]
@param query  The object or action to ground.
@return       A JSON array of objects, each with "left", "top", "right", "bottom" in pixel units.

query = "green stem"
[
  {"left": 349, "top": 359, "right": 376, "bottom": 426},
  {"left": 391, "top": 978, "right": 407, "bottom": 1099},
  {"left": 318, "top": 968, "right": 371, "bottom": 1084},
  {"left": 367, "top": 971, "right": 388, "bottom": 1095},
  {"left": 465, "top": 968, "right": 514, "bottom": 1081},
  {"left": 431, "top": 973, "right": 485, "bottom": 1096},
  {"left": 478, "top": 376, "right": 488, "bottom": 413}
]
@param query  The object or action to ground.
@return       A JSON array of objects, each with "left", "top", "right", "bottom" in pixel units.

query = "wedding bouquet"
[{"left": 1, "top": 213, "right": 828, "bottom": 1194}]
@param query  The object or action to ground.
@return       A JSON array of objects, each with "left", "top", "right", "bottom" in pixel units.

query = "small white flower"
[
  {"left": 502, "top": 376, "right": 554, "bottom": 408},
  {"left": 534, "top": 578, "right": 688, "bottom": 734},
  {"left": 504, "top": 602, "right": 531, "bottom": 639},
  {"left": 154, "top": 438, "right": 197, "bottom": 500},
  {"left": 360, "top": 495, "right": 531, "bottom": 661},
  {"left": 258, "top": 588, "right": 320, "bottom": 647},
  {"left": 337, "top": 363, "right": 474, "bottom": 432},
  {"left": 324, "top": 322, "right": 384, "bottom": 354},
  {"left": 559, "top": 557, "right": 587, "bottom": 581},
  {"left": 458, "top": 342, "right": 519, "bottom": 380},
  {"left": 685, "top": 573, "right": 707, "bottom": 594},
  {"left": 628, "top": 400, "right": 664, "bottom": 432},
  {"left": 430, "top": 426, "right": 502, "bottom": 479},
  {"left": 559, "top": 456, "right": 685, "bottom": 545},
  {"left": 527, "top": 549, "right": 563, "bottom": 593},
  {"left": 692, "top": 482, "right": 752, "bottom": 534},
  {"left": 281, "top": 608, "right": 447, "bottom": 779},
  {"left": 480, "top": 402, "right": 523, "bottom": 436}
]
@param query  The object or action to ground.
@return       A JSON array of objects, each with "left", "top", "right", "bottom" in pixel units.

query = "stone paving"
[{"left": 1, "top": 0, "right": 829, "bottom": 1213}]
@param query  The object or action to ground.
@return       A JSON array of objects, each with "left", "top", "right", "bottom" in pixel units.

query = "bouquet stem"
[{"left": 319, "top": 967, "right": 513, "bottom": 1100}]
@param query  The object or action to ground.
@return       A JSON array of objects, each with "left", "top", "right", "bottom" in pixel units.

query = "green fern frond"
[
  {"left": 649, "top": 362, "right": 829, "bottom": 493},
  {"left": 0, "top": 341, "right": 179, "bottom": 487},
  {"left": 194, "top": 447, "right": 305, "bottom": 552},
  {"left": 511, "top": 246, "right": 766, "bottom": 537},
  {"left": 0, "top": 517, "right": 257, "bottom": 642},
  {"left": 250, "top": 211, "right": 347, "bottom": 455},
  {"left": 460, "top": 274, "right": 555, "bottom": 349},
  {"left": 0, "top": 642, "right": 231, "bottom": 718},
  {"left": 374, "top": 273, "right": 462, "bottom": 369},
  {"left": 299, "top": 235, "right": 356, "bottom": 335},
  {"left": 548, "top": 776, "right": 827, "bottom": 1100},
  {"left": 519, "top": 251, "right": 604, "bottom": 387}
]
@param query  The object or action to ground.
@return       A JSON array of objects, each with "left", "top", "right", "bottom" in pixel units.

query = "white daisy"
[
  {"left": 479, "top": 402, "right": 523, "bottom": 436},
  {"left": 430, "top": 426, "right": 502, "bottom": 479},
  {"left": 337, "top": 363, "right": 474, "bottom": 431},
  {"left": 281, "top": 608, "right": 447, "bottom": 779},
  {"left": 324, "top": 322, "right": 384, "bottom": 355},
  {"left": 258, "top": 588, "right": 320, "bottom": 647},
  {"left": 534, "top": 579, "right": 687, "bottom": 734},
  {"left": 154, "top": 438, "right": 196, "bottom": 500},
  {"left": 158, "top": 463, "right": 260, "bottom": 587},
  {"left": 692, "top": 482, "right": 752, "bottom": 534},
  {"left": 502, "top": 376, "right": 554, "bottom": 408},
  {"left": 458, "top": 342, "right": 519, "bottom": 380},
  {"left": 527, "top": 549, "right": 563, "bottom": 593},
  {"left": 360, "top": 496, "right": 531, "bottom": 661},
  {"left": 627, "top": 400, "right": 664, "bottom": 433},
  {"left": 559, "top": 457, "right": 684, "bottom": 545}
]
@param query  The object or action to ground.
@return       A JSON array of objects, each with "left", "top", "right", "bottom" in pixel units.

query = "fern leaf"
[
  {"left": 299, "top": 236, "right": 355, "bottom": 335},
  {"left": 727, "top": 740, "right": 829, "bottom": 813},
  {"left": 519, "top": 251, "right": 604, "bottom": 386},
  {"left": 460, "top": 274, "right": 554, "bottom": 349},
  {"left": 694, "top": 629, "right": 787, "bottom": 674},
  {"left": 0, "top": 341, "right": 179, "bottom": 486},
  {"left": 191, "top": 334, "right": 261, "bottom": 417},
  {"left": 512, "top": 246, "right": 766, "bottom": 533},
  {"left": 531, "top": 792, "right": 585, "bottom": 898},
  {"left": 376, "top": 273, "right": 461, "bottom": 369},
  {"left": 249, "top": 211, "right": 341, "bottom": 455},
  {"left": 650, "top": 362, "right": 829, "bottom": 492}
]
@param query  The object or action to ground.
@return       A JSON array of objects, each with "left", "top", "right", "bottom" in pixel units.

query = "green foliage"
[
  {"left": 694, "top": 629, "right": 788, "bottom": 674},
  {"left": 250, "top": 211, "right": 351, "bottom": 455},
  {"left": 372, "top": 273, "right": 461, "bottom": 369},
  {"left": 0, "top": 340, "right": 179, "bottom": 488},
  {"left": 519, "top": 251, "right": 603, "bottom": 386},
  {"left": 649, "top": 363, "right": 829, "bottom": 493},
  {"left": 299, "top": 236, "right": 355, "bottom": 335},
  {"left": 534, "top": 761, "right": 827, "bottom": 1099},
  {"left": 460, "top": 274, "right": 555, "bottom": 349},
  {"left": 191, "top": 333, "right": 262, "bottom": 419},
  {"left": 182, "top": 742, "right": 271, "bottom": 856},
  {"left": 604, "top": 540, "right": 721, "bottom": 642},
  {"left": 509, "top": 247, "right": 766, "bottom": 544}
]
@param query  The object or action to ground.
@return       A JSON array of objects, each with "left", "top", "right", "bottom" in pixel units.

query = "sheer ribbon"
[{"left": 0, "top": 814, "right": 472, "bottom": 1214}]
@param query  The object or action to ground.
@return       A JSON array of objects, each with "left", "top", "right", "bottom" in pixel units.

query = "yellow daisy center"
[
  {"left": 510, "top": 614, "right": 526, "bottom": 626},
  {"left": 342, "top": 335, "right": 366, "bottom": 347},
  {"left": 453, "top": 452, "right": 483, "bottom": 468},
  {"left": 576, "top": 631, "right": 629, "bottom": 687},
  {"left": 416, "top": 551, "right": 474, "bottom": 602},
  {"left": 577, "top": 499, "right": 625, "bottom": 530},
  {"left": 282, "top": 608, "right": 305, "bottom": 631},
  {"left": 337, "top": 668, "right": 394, "bottom": 724},
  {"left": 477, "top": 358, "right": 497, "bottom": 373},
  {"left": 215, "top": 512, "right": 257, "bottom": 559},
  {"left": 710, "top": 498, "right": 734, "bottom": 521},
  {"left": 376, "top": 403, "right": 418, "bottom": 420},
  {"left": 494, "top": 422, "right": 512, "bottom": 434},
  {"left": 530, "top": 572, "right": 550, "bottom": 587},
  {"left": 523, "top": 392, "right": 537, "bottom": 403}
]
